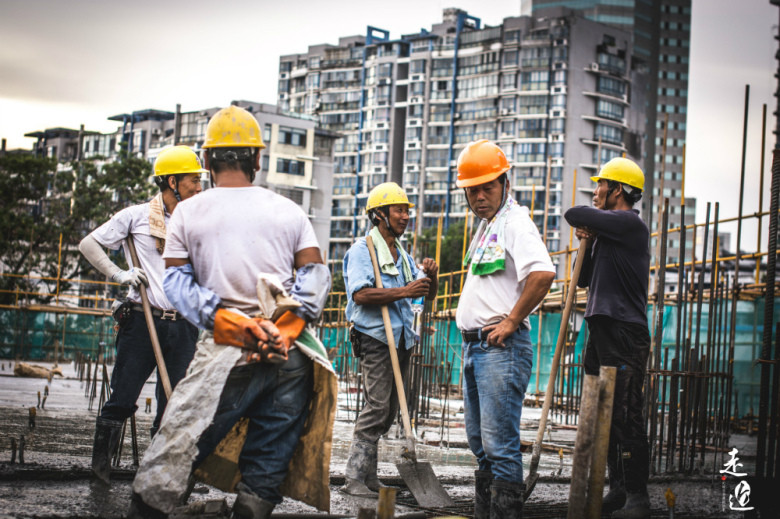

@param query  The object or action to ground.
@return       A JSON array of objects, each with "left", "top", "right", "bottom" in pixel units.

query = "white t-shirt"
[
  {"left": 163, "top": 186, "right": 320, "bottom": 314},
  {"left": 456, "top": 204, "right": 555, "bottom": 331},
  {"left": 91, "top": 202, "right": 174, "bottom": 310}
]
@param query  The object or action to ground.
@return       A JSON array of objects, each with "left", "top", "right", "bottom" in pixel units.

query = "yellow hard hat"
[
  {"left": 456, "top": 140, "right": 511, "bottom": 188},
  {"left": 365, "top": 182, "right": 414, "bottom": 212},
  {"left": 202, "top": 105, "right": 266, "bottom": 149},
  {"left": 153, "top": 145, "right": 207, "bottom": 176},
  {"left": 590, "top": 157, "right": 644, "bottom": 191}
]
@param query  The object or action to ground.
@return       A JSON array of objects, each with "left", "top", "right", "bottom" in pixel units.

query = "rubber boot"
[
  {"left": 474, "top": 470, "right": 493, "bottom": 519},
  {"left": 490, "top": 480, "right": 524, "bottom": 519},
  {"left": 127, "top": 492, "right": 168, "bottom": 519},
  {"left": 611, "top": 492, "right": 650, "bottom": 519},
  {"left": 341, "top": 439, "right": 379, "bottom": 497},
  {"left": 364, "top": 443, "right": 387, "bottom": 492},
  {"left": 231, "top": 482, "right": 275, "bottom": 519},
  {"left": 602, "top": 459, "right": 626, "bottom": 514},
  {"left": 91, "top": 417, "right": 123, "bottom": 483}
]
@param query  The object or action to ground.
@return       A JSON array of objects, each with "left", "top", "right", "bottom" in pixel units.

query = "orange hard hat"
[{"left": 456, "top": 140, "right": 511, "bottom": 188}]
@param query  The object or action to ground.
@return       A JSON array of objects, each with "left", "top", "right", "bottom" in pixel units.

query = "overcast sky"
[{"left": 0, "top": 0, "right": 776, "bottom": 253}]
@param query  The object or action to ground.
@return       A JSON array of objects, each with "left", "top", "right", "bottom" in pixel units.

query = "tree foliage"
[{"left": 0, "top": 150, "right": 154, "bottom": 304}]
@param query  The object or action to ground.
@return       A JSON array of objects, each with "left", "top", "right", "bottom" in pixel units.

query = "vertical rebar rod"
[
  {"left": 756, "top": 148, "right": 780, "bottom": 476},
  {"left": 725, "top": 85, "right": 750, "bottom": 436}
]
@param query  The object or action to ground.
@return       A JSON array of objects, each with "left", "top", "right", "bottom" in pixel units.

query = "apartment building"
[
  {"left": 280, "top": 8, "right": 649, "bottom": 273},
  {"left": 530, "top": 0, "right": 695, "bottom": 267}
]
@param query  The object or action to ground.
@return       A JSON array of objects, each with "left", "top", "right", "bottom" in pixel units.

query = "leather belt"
[
  {"left": 461, "top": 322, "right": 527, "bottom": 343},
  {"left": 131, "top": 304, "right": 180, "bottom": 321}
]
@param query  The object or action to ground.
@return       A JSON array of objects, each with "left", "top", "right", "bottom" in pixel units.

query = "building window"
[
  {"left": 411, "top": 59, "right": 426, "bottom": 74},
  {"left": 596, "top": 99, "right": 624, "bottom": 121},
  {"left": 276, "top": 187, "right": 304, "bottom": 205},
  {"left": 309, "top": 56, "right": 320, "bottom": 69},
  {"left": 278, "top": 126, "right": 307, "bottom": 147},
  {"left": 263, "top": 124, "right": 272, "bottom": 143},
  {"left": 277, "top": 158, "right": 305, "bottom": 175}
]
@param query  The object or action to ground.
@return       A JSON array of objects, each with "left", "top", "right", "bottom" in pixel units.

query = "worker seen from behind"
[
  {"left": 128, "top": 105, "right": 333, "bottom": 519},
  {"left": 564, "top": 157, "right": 650, "bottom": 519},
  {"left": 78, "top": 145, "right": 203, "bottom": 483},
  {"left": 455, "top": 140, "right": 555, "bottom": 519},
  {"left": 341, "top": 182, "right": 438, "bottom": 497}
]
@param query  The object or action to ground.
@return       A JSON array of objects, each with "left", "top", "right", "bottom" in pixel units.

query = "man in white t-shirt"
[
  {"left": 455, "top": 140, "right": 555, "bottom": 519},
  {"left": 78, "top": 145, "right": 204, "bottom": 483},
  {"left": 128, "top": 106, "right": 331, "bottom": 519}
]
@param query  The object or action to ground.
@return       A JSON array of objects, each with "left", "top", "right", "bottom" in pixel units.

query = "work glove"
[
  {"left": 274, "top": 311, "right": 307, "bottom": 350},
  {"left": 213, "top": 308, "right": 287, "bottom": 364},
  {"left": 112, "top": 267, "right": 148, "bottom": 287}
]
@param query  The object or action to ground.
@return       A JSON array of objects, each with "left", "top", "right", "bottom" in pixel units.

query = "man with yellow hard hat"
[
  {"left": 78, "top": 145, "right": 204, "bottom": 483},
  {"left": 341, "top": 182, "right": 438, "bottom": 496},
  {"left": 128, "top": 105, "right": 333, "bottom": 519},
  {"left": 455, "top": 140, "right": 555, "bottom": 519},
  {"left": 564, "top": 157, "right": 651, "bottom": 519}
]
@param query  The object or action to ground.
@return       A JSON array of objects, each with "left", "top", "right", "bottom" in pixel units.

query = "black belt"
[
  {"left": 131, "top": 304, "right": 180, "bottom": 321},
  {"left": 461, "top": 322, "right": 527, "bottom": 343}
]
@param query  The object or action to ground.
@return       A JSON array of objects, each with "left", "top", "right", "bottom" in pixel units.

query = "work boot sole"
[{"left": 340, "top": 478, "right": 379, "bottom": 498}]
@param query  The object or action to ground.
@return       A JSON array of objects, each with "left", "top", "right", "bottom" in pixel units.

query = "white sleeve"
[
  {"left": 90, "top": 207, "right": 135, "bottom": 250},
  {"left": 295, "top": 210, "right": 321, "bottom": 253},
  {"left": 507, "top": 217, "right": 555, "bottom": 283},
  {"left": 162, "top": 206, "right": 189, "bottom": 259}
]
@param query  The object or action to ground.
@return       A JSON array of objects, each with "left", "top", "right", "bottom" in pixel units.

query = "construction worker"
[
  {"left": 564, "top": 157, "right": 650, "bottom": 519},
  {"left": 78, "top": 145, "right": 203, "bottom": 483},
  {"left": 341, "top": 182, "right": 438, "bottom": 496},
  {"left": 128, "top": 105, "right": 332, "bottom": 519},
  {"left": 455, "top": 140, "right": 555, "bottom": 519}
]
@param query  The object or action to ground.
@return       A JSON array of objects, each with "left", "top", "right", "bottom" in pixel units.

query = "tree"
[{"left": 0, "top": 150, "right": 154, "bottom": 305}]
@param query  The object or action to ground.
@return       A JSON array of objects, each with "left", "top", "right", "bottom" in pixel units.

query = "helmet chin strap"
[
  {"left": 169, "top": 176, "right": 182, "bottom": 202},
  {"left": 463, "top": 177, "right": 510, "bottom": 218},
  {"left": 373, "top": 209, "right": 403, "bottom": 238}
]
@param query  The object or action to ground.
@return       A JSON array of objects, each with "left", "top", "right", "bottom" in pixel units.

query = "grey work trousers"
[{"left": 352, "top": 331, "right": 412, "bottom": 444}]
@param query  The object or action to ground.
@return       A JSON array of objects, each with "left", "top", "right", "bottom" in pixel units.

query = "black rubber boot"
[
  {"left": 127, "top": 492, "right": 168, "bottom": 519},
  {"left": 231, "top": 482, "right": 275, "bottom": 519},
  {"left": 611, "top": 491, "right": 650, "bottom": 519},
  {"left": 474, "top": 470, "right": 493, "bottom": 519},
  {"left": 341, "top": 440, "right": 379, "bottom": 497},
  {"left": 490, "top": 480, "right": 524, "bottom": 519},
  {"left": 91, "top": 417, "right": 123, "bottom": 483},
  {"left": 602, "top": 459, "right": 626, "bottom": 514}
]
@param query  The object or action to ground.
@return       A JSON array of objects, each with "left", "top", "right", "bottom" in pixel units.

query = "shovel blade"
[{"left": 396, "top": 459, "right": 454, "bottom": 508}]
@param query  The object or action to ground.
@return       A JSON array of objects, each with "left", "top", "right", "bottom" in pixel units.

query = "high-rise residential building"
[
  {"left": 529, "top": 0, "right": 694, "bottom": 268},
  {"left": 279, "top": 8, "right": 650, "bottom": 274}
]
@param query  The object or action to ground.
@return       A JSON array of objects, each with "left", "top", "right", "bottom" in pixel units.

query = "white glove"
[{"left": 112, "top": 267, "right": 148, "bottom": 287}]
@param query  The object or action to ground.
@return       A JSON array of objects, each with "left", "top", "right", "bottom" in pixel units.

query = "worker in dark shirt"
[{"left": 564, "top": 157, "right": 651, "bottom": 519}]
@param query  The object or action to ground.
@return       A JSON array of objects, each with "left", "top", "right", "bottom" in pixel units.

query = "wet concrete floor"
[{"left": 0, "top": 361, "right": 751, "bottom": 517}]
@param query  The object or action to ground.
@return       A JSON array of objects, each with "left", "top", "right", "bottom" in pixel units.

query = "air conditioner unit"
[
  {"left": 378, "top": 78, "right": 390, "bottom": 86},
  {"left": 407, "top": 141, "right": 420, "bottom": 149},
  {"left": 378, "top": 99, "right": 389, "bottom": 106},
  {"left": 410, "top": 96, "right": 422, "bottom": 104},
  {"left": 376, "top": 122, "right": 388, "bottom": 129},
  {"left": 280, "top": 73, "right": 289, "bottom": 79},
  {"left": 589, "top": 63, "right": 600, "bottom": 72},
  {"left": 552, "top": 158, "right": 564, "bottom": 167},
  {"left": 280, "top": 93, "right": 288, "bottom": 100},
  {"left": 406, "top": 164, "right": 420, "bottom": 172},
  {"left": 551, "top": 85, "right": 567, "bottom": 94},
  {"left": 501, "top": 108, "right": 511, "bottom": 116},
  {"left": 375, "top": 143, "right": 387, "bottom": 152},
  {"left": 409, "top": 118, "right": 422, "bottom": 126},
  {"left": 551, "top": 109, "right": 563, "bottom": 118},
  {"left": 554, "top": 38, "right": 568, "bottom": 46},
  {"left": 152, "top": 128, "right": 161, "bottom": 136},
  {"left": 411, "top": 74, "right": 423, "bottom": 82},
  {"left": 549, "top": 134, "right": 565, "bottom": 143},
  {"left": 374, "top": 166, "right": 387, "bottom": 174},
  {"left": 553, "top": 61, "right": 567, "bottom": 70}
]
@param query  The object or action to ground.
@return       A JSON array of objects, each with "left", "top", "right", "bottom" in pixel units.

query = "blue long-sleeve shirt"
[
  {"left": 343, "top": 237, "right": 420, "bottom": 349},
  {"left": 564, "top": 206, "right": 650, "bottom": 326}
]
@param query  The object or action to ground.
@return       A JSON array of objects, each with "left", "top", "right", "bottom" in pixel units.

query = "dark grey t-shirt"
[{"left": 564, "top": 206, "right": 650, "bottom": 326}]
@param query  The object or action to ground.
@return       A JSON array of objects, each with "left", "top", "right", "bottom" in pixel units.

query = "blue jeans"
[
  {"left": 462, "top": 327, "right": 533, "bottom": 483},
  {"left": 101, "top": 310, "right": 198, "bottom": 431},
  {"left": 192, "top": 348, "right": 313, "bottom": 504}
]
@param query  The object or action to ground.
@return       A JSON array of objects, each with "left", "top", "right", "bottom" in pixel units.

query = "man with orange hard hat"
[{"left": 455, "top": 140, "right": 555, "bottom": 518}]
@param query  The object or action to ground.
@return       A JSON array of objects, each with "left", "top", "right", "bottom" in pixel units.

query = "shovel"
[
  {"left": 524, "top": 238, "right": 590, "bottom": 500},
  {"left": 365, "top": 235, "right": 454, "bottom": 508},
  {"left": 126, "top": 236, "right": 172, "bottom": 399}
]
